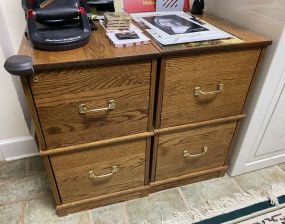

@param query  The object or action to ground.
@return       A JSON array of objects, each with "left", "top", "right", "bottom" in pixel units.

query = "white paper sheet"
[
  {"left": 106, "top": 30, "right": 150, "bottom": 47},
  {"left": 131, "top": 11, "right": 234, "bottom": 45}
]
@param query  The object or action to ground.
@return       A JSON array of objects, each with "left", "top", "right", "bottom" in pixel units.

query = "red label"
[
  {"left": 124, "top": 0, "right": 190, "bottom": 13},
  {"left": 27, "top": 9, "right": 34, "bottom": 19},
  {"left": 184, "top": 0, "right": 190, "bottom": 11},
  {"left": 80, "top": 7, "right": 86, "bottom": 15},
  {"left": 124, "top": 0, "right": 156, "bottom": 13}
]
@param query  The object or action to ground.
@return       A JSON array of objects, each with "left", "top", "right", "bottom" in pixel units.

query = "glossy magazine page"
[{"left": 131, "top": 12, "right": 235, "bottom": 45}]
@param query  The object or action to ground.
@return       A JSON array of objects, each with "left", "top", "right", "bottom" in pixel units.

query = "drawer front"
[
  {"left": 30, "top": 62, "right": 151, "bottom": 148},
  {"left": 160, "top": 49, "right": 260, "bottom": 128},
  {"left": 51, "top": 139, "right": 146, "bottom": 203},
  {"left": 155, "top": 122, "right": 237, "bottom": 181}
]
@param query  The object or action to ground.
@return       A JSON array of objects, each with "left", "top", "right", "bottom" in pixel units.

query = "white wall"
[
  {"left": 205, "top": 0, "right": 285, "bottom": 175},
  {"left": 0, "top": 48, "right": 29, "bottom": 139},
  {"left": 0, "top": 1, "right": 38, "bottom": 161}
]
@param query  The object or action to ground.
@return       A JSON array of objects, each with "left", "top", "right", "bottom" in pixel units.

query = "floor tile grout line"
[
  {"left": 0, "top": 193, "right": 52, "bottom": 208},
  {"left": 123, "top": 202, "right": 130, "bottom": 224},
  {"left": 20, "top": 201, "right": 26, "bottom": 224},
  {"left": 0, "top": 200, "right": 22, "bottom": 208},
  {"left": 231, "top": 165, "right": 285, "bottom": 193},
  {"left": 231, "top": 176, "right": 247, "bottom": 193},
  {"left": 177, "top": 187, "right": 193, "bottom": 211},
  {"left": 3, "top": 158, "right": 284, "bottom": 223},
  {"left": 0, "top": 172, "right": 47, "bottom": 184},
  {"left": 88, "top": 210, "right": 94, "bottom": 224},
  {"left": 275, "top": 165, "right": 285, "bottom": 175}
]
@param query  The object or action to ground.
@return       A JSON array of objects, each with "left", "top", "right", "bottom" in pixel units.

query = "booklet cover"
[
  {"left": 123, "top": 0, "right": 190, "bottom": 13},
  {"left": 142, "top": 14, "right": 208, "bottom": 35},
  {"left": 106, "top": 30, "right": 151, "bottom": 48}
]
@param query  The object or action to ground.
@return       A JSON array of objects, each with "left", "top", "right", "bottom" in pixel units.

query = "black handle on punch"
[{"left": 4, "top": 55, "right": 34, "bottom": 76}]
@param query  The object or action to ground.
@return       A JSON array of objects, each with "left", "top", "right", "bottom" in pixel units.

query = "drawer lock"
[
  {"left": 79, "top": 100, "right": 116, "bottom": 114},
  {"left": 183, "top": 146, "right": 208, "bottom": 159},
  {"left": 193, "top": 83, "right": 224, "bottom": 97},
  {"left": 88, "top": 166, "right": 118, "bottom": 180},
  {"left": 33, "top": 76, "right": 39, "bottom": 83}
]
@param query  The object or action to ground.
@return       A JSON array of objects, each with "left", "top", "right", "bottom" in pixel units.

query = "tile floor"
[{"left": 1, "top": 156, "right": 285, "bottom": 224}]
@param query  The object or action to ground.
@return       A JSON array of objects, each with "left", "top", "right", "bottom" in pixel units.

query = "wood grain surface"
[
  {"left": 147, "top": 59, "right": 157, "bottom": 131},
  {"left": 156, "top": 14, "right": 271, "bottom": 56},
  {"left": 51, "top": 139, "right": 146, "bottom": 203},
  {"left": 20, "top": 76, "right": 47, "bottom": 150},
  {"left": 155, "top": 122, "right": 237, "bottom": 181},
  {"left": 56, "top": 186, "right": 149, "bottom": 216},
  {"left": 18, "top": 23, "right": 159, "bottom": 70},
  {"left": 17, "top": 15, "right": 271, "bottom": 70},
  {"left": 40, "top": 132, "right": 154, "bottom": 156},
  {"left": 42, "top": 156, "right": 61, "bottom": 204},
  {"left": 150, "top": 114, "right": 245, "bottom": 182},
  {"left": 155, "top": 114, "right": 245, "bottom": 135},
  {"left": 224, "top": 48, "right": 267, "bottom": 165},
  {"left": 30, "top": 62, "right": 151, "bottom": 148},
  {"left": 14, "top": 12, "right": 273, "bottom": 215},
  {"left": 20, "top": 77, "right": 62, "bottom": 204},
  {"left": 150, "top": 170, "right": 222, "bottom": 193},
  {"left": 160, "top": 49, "right": 261, "bottom": 128}
]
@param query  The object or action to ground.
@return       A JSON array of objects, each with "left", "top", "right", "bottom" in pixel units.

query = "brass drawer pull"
[
  {"left": 88, "top": 166, "right": 118, "bottom": 179},
  {"left": 79, "top": 100, "right": 116, "bottom": 114},
  {"left": 193, "top": 84, "right": 224, "bottom": 97},
  {"left": 183, "top": 146, "right": 208, "bottom": 159}
]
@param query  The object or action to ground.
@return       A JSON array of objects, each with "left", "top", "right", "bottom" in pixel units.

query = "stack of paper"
[
  {"left": 131, "top": 11, "right": 235, "bottom": 46},
  {"left": 104, "top": 12, "right": 131, "bottom": 31}
]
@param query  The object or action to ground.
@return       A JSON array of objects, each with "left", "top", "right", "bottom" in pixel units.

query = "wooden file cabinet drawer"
[
  {"left": 15, "top": 11, "right": 271, "bottom": 215},
  {"left": 160, "top": 49, "right": 261, "bottom": 128},
  {"left": 155, "top": 122, "right": 237, "bottom": 181},
  {"left": 29, "top": 62, "right": 151, "bottom": 148},
  {"left": 50, "top": 139, "right": 147, "bottom": 203}
]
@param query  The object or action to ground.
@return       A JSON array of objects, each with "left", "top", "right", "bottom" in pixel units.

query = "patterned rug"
[
  {"left": 234, "top": 206, "right": 285, "bottom": 224},
  {"left": 160, "top": 183, "right": 285, "bottom": 224}
]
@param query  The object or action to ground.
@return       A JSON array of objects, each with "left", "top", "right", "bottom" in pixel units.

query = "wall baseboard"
[
  {"left": 0, "top": 135, "right": 39, "bottom": 161},
  {"left": 228, "top": 153, "right": 285, "bottom": 176}
]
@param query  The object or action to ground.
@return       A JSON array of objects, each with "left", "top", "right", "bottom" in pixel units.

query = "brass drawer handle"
[
  {"left": 88, "top": 166, "right": 118, "bottom": 179},
  {"left": 183, "top": 146, "right": 208, "bottom": 159},
  {"left": 79, "top": 100, "right": 116, "bottom": 114},
  {"left": 193, "top": 84, "right": 224, "bottom": 97}
]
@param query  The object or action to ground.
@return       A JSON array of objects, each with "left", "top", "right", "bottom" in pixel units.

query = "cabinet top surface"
[
  {"left": 154, "top": 14, "right": 272, "bottom": 55},
  {"left": 19, "top": 13, "right": 271, "bottom": 69},
  {"left": 19, "top": 24, "right": 160, "bottom": 70}
]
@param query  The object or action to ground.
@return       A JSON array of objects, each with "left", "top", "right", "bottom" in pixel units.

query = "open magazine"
[{"left": 131, "top": 11, "right": 235, "bottom": 45}]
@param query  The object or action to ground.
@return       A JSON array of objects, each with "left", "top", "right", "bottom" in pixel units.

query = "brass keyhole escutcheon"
[
  {"left": 168, "top": 62, "right": 174, "bottom": 67},
  {"left": 33, "top": 76, "right": 39, "bottom": 83}
]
